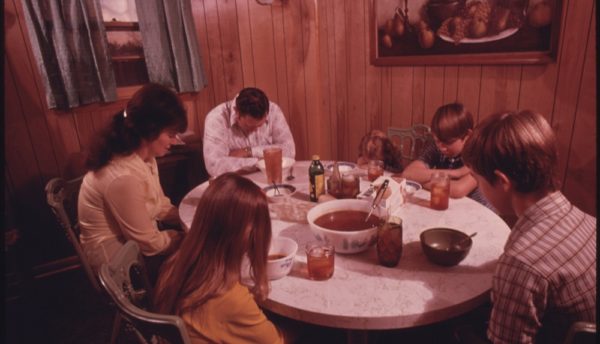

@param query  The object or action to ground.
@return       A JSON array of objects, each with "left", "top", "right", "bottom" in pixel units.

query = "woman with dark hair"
[
  {"left": 78, "top": 83, "right": 188, "bottom": 271},
  {"left": 153, "top": 173, "right": 283, "bottom": 343}
]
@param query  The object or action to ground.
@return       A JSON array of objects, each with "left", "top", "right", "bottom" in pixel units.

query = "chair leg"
[{"left": 110, "top": 311, "right": 122, "bottom": 344}]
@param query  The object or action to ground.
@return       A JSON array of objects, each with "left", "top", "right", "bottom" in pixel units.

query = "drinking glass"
[
  {"left": 263, "top": 147, "right": 283, "bottom": 184},
  {"left": 377, "top": 217, "right": 403, "bottom": 267},
  {"left": 430, "top": 171, "right": 450, "bottom": 210},
  {"left": 367, "top": 160, "right": 384, "bottom": 182},
  {"left": 305, "top": 242, "right": 335, "bottom": 280},
  {"left": 340, "top": 173, "right": 360, "bottom": 198}
]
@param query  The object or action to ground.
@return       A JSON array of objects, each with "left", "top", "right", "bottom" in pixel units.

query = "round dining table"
[{"left": 178, "top": 160, "right": 510, "bottom": 332}]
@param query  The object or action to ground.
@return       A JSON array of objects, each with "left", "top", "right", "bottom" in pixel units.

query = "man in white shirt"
[{"left": 203, "top": 87, "right": 296, "bottom": 177}]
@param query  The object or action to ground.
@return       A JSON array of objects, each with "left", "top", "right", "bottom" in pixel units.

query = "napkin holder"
[{"left": 357, "top": 176, "right": 406, "bottom": 212}]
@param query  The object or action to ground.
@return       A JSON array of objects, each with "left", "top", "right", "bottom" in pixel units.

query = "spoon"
[
  {"left": 365, "top": 179, "right": 389, "bottom": 222},
  {"left": 457, "top": 232, "right": 477, "bottom": 246},
  {"left": 272, "top": 182, "right": 281, "bottom": 196},
  {"left": 286, "top": 166, "right": 295, "bottom": 181}
]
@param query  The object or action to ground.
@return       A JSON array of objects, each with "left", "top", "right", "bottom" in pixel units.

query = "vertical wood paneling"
[
  {"left": 191, "top": 0, "right": 218, "bottom": 131},
  {"left": 478, "top": 66, "right": 521, "bottom": 121},
  {"left": 316, "top": 0, "right": 335, "bottom": 160},
  {"left": 270, "top": 3, "right": 290, "bottom": 114},
  {"left": 346, "top": 0, "right": 367, "bottom": 161},
  {"left": 7, "top": 0, "right": 60, "bottom": 181},
  {"left": 203, "top": 0, "right": 228, "bottom": 102},
  {"left": 4, "top": 0, "right": 596, "bottom": 269},
  {"left": 389, "top": 67, "right": 413, "bottom": 128},
  {"left": 247, "top": 0, "right": 278, "bottom": 97},
  {"left": 423, "top": 66, "right": 444, "bottom": 121},
  {"left": 216, "top": 0, "right": 244, "bottom": 98},
  {"left": 236, "top": 0, "right": 256, "bottom": 86},
  {"left": 442, "top": 66, "right": 459, "bottom": 104},
  {"left": 332, "top": 0, "right": 349, "bottom": 160},
  {"left": 301, "top": 0, "right": 328, "bottom": 159},
  {"left": 562, "top": 5, "right": 596, "bottom": 215},
  {"left": 282, "top": 0, "right": 309, "bottom": 159},
  {"left": 364, "top": 0, "right": 383, "bottom": 134},
  {"left": 549, "top": 0, "right": 593, "bottom": 188},
  {"left": 456, "top": 66, "right": 482, "bottom": 117},
  {"left": 412, "top": 67, "right": 426, "bottom": 124}
]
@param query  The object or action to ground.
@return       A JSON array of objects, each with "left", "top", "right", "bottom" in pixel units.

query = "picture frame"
[{"left": 371, "top": 0, "right": 563, "bottom": 65}]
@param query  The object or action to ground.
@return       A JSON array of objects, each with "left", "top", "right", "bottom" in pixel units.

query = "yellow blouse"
[
  {"left": 181, "top": 283, "right": 283, "bottom": 344},
  {"left": 78, "top": 154, "right": 179, "bottom": 269}
]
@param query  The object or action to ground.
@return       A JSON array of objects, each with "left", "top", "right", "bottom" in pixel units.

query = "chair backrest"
[
  {"left": 564, "top": 321, "right": 597, "bottom": 344},
  {"left": 388, "top": 124, "right": 434, "bottom": 164},
  {"left": 45, "top": 176, "right": 101, "bottom": 293},
  {"left": 99, "top": 241, "right": 192, "bottom": 344}
]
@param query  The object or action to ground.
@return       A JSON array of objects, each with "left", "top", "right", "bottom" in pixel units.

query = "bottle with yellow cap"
[{"left": 309, "top": 155, "right": 325, "bottom": 202}]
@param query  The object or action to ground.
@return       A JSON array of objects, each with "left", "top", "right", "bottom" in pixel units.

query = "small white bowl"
[
  {"left": 267, "top": 237, "right": 298, "bottom": 280},
  {"left": 325, "top": 161, "right": 357, "bottom": 174},
  {"left": 262, "top": 184, "right": 296, "bottom": 203},
  {"left": 403, "top": 180, "right": 422, "bottom": 196},
  {"left": 256, "top": 157, "right": 295, "bottom": 181},
  {"left": 306, "top": 199, "right": 385, "bottom": 254}
]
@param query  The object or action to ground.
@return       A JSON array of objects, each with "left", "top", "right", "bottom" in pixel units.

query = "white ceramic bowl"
[
  {"left": 267, "top": 237, "right": 298, "bottom": 280},
  {"left": 306, "top": 199, "right": 385, "bottom": 254},
  {"left": 256, "top": 157, "right": 295, "bottom": 181},
  {"left": 403, "top": 180, "right": 422, "bottom": 196},
  {"left": 325, "top": 161, "right": 357, "bottom": 174},
  {"left": 262, "top": 184, "right": 297, "bottom": 203}
]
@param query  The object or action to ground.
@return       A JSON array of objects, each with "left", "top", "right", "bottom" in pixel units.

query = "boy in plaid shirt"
[{"left": 462, "top": 110, "right": 596, "bottom": 343}]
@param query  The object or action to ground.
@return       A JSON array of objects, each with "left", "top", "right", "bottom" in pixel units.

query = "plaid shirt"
[
  {"left": 487, "top": 192, "right": 596, "bottom": 344},
  {"left": 203, "top": 97, "right": 295, "bottom": 177}
]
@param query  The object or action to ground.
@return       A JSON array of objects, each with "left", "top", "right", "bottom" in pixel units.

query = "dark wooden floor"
[{"left": 5, "top": 267, "right": 488, "bottom": 343}]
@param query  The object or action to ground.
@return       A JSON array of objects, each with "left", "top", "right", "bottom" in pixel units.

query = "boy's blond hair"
[{"left": 462, "top": 110, "right": 559, "bottom": 193}]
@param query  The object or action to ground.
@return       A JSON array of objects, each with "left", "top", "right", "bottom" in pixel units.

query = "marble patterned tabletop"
[{"left": 178, "top": 161, "right": 511, "bottom": 330}]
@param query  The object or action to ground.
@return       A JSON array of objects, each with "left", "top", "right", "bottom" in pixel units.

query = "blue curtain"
[
  {"left": 135, "top": 0, "right": 207, "bottom": 92},
  {"left": 22, "top": 0, "right": 117, "bottom": 110}
]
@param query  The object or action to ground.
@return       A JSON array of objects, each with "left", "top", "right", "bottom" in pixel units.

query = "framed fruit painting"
[{"left": 371, "top": 0, "right": 563, "bottom": 65}]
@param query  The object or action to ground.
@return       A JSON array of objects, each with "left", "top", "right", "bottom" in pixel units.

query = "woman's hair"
[
  {"left": 235, "top": 87, "right": 269, "bottom": 119},
  {"left": 431, "top": 103, "right": 474, "bottom": 143},
  {"left": 358, "top": 130, "right": 402, "bottom": 171},
  {"left": 85, "top": 83, "right": 187, "bottom": 171},
  {"left": 462, "top": 110, "right": 559, "bottom": 193},
  {"left": 152, "top": 173, "right": 272, "bottom": 316}
]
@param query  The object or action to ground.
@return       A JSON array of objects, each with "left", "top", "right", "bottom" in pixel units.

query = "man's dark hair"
[{"left": 235, "top": 87, "right": 270, "bottom": 119}]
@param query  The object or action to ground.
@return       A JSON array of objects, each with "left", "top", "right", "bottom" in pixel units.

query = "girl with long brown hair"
[{"left": 152, "top": 172, "right": 283, "bottom": 343}]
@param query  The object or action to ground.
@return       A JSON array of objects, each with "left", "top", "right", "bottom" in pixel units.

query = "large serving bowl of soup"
[{"left": 306, "top": 199, "right": 386, "bottom": 254}]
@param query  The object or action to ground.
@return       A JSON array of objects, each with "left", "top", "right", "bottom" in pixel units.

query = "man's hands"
[{"left": 230, "top": 147, "right": 251, "bottom": 158}]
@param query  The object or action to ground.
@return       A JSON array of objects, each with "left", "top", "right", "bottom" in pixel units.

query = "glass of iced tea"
[
  {"left": 367, "top": 160, "right": 384, "bottom": 182},
  {"left": 305, "top": 242, "right": 335, "bottom": 280},
  {"left": 340, "top": 173, "right": 360, "bottom": 198},
  {"left": 430, "top": 171, "right": 450, "bottom": 210},
  {"left": 263, "top": 147, "right": 283, "bottom": 184}
]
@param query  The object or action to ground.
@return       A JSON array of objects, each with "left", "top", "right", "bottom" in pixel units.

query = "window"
[{"left": 100, "top": 0, "right": 148, "bottom": 87}]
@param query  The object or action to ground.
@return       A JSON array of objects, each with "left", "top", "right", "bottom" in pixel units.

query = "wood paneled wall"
[{"left": 4, "top": 0, "right": 596, "bottom": 268}]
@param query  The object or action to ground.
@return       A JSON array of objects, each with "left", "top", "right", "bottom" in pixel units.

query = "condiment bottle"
[{"left": 309, "top": 155, "right": 325, "bottom": 202}]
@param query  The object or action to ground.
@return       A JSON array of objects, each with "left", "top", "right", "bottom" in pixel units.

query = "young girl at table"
[
  {"left": 78, "top": 83, "right": 186, "bottom": 276},
  {"left": 401, "top": 102, "right": 494, "bottom": 210},
  {"left": 357, "top": 129, "right": 403, "bottom": 173},
  {"left": 152, "top": 173, "right": 284, "bottom": 343}
]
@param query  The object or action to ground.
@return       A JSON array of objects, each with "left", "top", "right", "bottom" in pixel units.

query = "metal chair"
[
  {"left": 99, "top": 241, "right": 192, "bottom": 344},
  {"left": 388, "top": 124, "right": 434, "bottom": 164},
  {"left": 564, "top": 321, "right": 597, "bottom": 344},
  {"left": 45, "top": 177, "right": 123, "bottom": 343}
]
